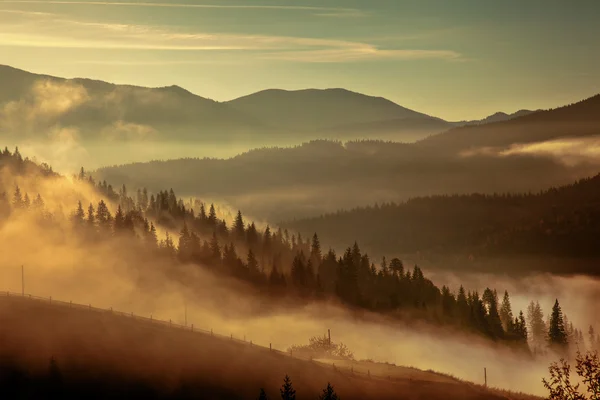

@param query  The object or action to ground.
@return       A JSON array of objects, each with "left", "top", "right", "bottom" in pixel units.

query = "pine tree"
[
  {"left": 178, "top": 223, "right": 191, "bottom": 262},
  {"left": 311, "top": 233, "right": 322, "bottom": 262},
  {"left": 72, "top": 200, "right": 85, "bottom": 225},
  {"left": 12, "top": 185, "right": 23, "bottom": 208},
  {"left": 548, "top": 299, "right": 568, "bottom": 348},
  {"left": 318, "top": 383, "right": 339, "bottom": 400},
  {"left": 33, "top": 194, "right": 44, "bottom": 210},
  {"left": 113, "top": 204, "right": 125, "bottom": 232},
  {"left": 210, "top": 232, "right": 221, "bottom": 265},
  {"left": 234, "top": 210, "right": 245, "bottom": 240},
  {"left": 499, "top": 290, "right": 514, "bottom": 333},
  {"left": 527, "top": 301, "right": 546, "bottom": 350},
  {"left": 589, "top": 326, "right": 596, "bottom": 349},
  {"left": 208, "top": 204, "right": 217, "bottom": 226},
  {"left": 87, "top": 203, "right": 95, "bottom": 226},
  {"left": 258, "top": 388, "right": 268, "bottom": 400},
  {"left": 22, "top": 193, "right": 30, "bottom": 208},
  {"left": 280, "top": 375, "right": 296, "bottom": 400},
  {"left": 247, "top": 249, "right": 259, "bottom": 277}
]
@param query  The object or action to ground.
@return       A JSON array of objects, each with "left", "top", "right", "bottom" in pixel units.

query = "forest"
[
  {"left": 2, "top": 147, "right": 598, "bottom": 357},
  {"left": 282, "top": 172, "right": 600, "bottom": 273}
]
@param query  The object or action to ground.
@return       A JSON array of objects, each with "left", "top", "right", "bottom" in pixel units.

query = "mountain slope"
[
  {"left": 419, "top": 94, "right": 600, "bottom": 151},
  {"left": 226, "top": 88, "right": 443, "bottom": 131},
  {"left": 281, "top": 173, "right": 600, "bottom": 275},
  {"left": 0, "top": 64, "right": 268, "bottom": 141}
]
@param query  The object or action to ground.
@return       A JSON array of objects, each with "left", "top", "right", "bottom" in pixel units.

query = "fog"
[{"left": 1, "top": 169, "right": 598, "bottom": 397}]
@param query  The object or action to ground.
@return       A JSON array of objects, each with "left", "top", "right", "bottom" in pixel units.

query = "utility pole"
[
  {"left": 484, "top": 367, "right": 487, "bottom": 388},
  {"left": 21, "top": 265, "right": 24, "bottom": 296},
  {"left": 328, "top": 329, "right": 331, "bottom": 346}
]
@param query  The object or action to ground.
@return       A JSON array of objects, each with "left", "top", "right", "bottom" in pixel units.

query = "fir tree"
[
  {"left": 234, "top": 210, "right": 245, "bottom": 240},
  {"left": 548, "top": 299, "right": 568, "bottom": 348},
  {"left": 318, "top": 383, "right": 339, "bottom": 400},
  {"left": 258, "top": 388, "right": 268, "bottom": 400},
  {"left": 280, "top": 375, "right": 296, "bottom": 400},
  {"left": 12, "top": 185, "right": 23, "bottom": 208},
  {"left": 499, "top": 290, "right": 514, "bottom": 333}
]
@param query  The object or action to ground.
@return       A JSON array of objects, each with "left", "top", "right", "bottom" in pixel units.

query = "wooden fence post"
[{"left": 484, "top": 367, "right": 487, "bottom": 388}]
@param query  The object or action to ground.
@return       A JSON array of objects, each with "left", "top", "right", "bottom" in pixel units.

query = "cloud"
[
  {"left": 264, "top": 48, "right": 463, "bottom": 63},
  {"left": 0, "top": 11, "right": 462, "bottom": 63},
  {"left": 0, "top": 1, "right": 365, "bottom": 16},
  {"left": 0, "top": 79, "right": 89, "bottom": 131},
  {"left": 460, "top": 136, "right": 600, "bottom": 167}
]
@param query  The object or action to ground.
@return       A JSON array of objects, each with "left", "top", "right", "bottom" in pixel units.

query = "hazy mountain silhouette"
[
  {"left": 419, "top": 94, "right": 600, "bottom": 152},
  {"left": 0, "top": 65, "right": 456, "bottom": 144},
  {"left": 459, "top": 109, "right": 538, "bottom": 126},
  {"left": 226, "top": 88, "right": 452, "bottom": 140}
]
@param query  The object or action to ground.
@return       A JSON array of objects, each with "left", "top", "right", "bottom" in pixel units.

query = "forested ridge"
[
  {"left": 1, "top": 147, "right": 599, "bottom": 355},
  {"left": 282, "top": 173, "right": 600, "bottom": 270}
]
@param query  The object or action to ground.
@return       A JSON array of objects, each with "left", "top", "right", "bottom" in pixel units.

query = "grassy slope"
[{"left": 0, "top": 295, "right": 541, "bottom": 400}]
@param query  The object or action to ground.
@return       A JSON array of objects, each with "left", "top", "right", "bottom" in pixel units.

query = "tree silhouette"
[
  {"left": 280, "top": 374, "right": 296, "bottom": 400},
  {"left": 549, "top": 299, "right": 568, "bottom": 348},
  {"left": 258, "top": 388, "right": 268, "bottom": 400},
  {"left": 318, "top": 383, "right": 340, "bottom": 400},
  {"left": 543, "top": 350, "right": 600, "bottom": 399}
]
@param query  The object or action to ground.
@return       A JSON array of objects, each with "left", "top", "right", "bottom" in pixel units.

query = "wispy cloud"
[
  {"left": 0, "top": 0, "right": 366, "bottom": 16},
  {"left": 460, "top": 136, "right": 600, "bottom": 167},
  {"left": 0, "top": 9, "right": 462, "bottom": 63}
]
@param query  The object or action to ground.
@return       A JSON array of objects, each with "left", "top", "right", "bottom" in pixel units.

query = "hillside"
[
  {"left": 281, "top": 173, "right": 600, "bottom": 275},
  {"left": 93, "top": 139, "right": 596, "bottom": 222},
  {"left": 0, "top": 295, "right": 539, "bottom": 400},
  {"left": 419, "top": 94, "right": 600, "bottom": 152}
]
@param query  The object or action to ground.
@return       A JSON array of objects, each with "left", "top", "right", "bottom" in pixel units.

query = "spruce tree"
[
  {"left": 280, "top": 374, "right": 296, "bottom": 400},
  {"left": 318, "top": 383, "right": 339, "bottom": 400},
  {"left": 258, "top": 388, "right": 268, "bottom": 400},
  {"left": 234, "top": 210, "right": 245, "bottom": 240},
  {"left": 499, "top": 290, "right": 514, "bottom": 333},
  {"left": 548, "top": 299, "right": 568, "bottom": 348}
]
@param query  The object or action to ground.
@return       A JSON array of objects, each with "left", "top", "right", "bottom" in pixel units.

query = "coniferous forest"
[{"left": 2, "top": 147, "right": 598, "bottom": 358}]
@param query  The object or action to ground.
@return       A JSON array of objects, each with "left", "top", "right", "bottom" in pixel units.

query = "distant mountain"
[
  {"left": 0, "top": 65, "right": 452, "bottom": 146},
  {"left": 419, "top": 94, "right": 600, "bottom": 151},
  {"left": 0, "top": 64, "right": 266, "bottom": 142},
  {"left": 458, "top": 109, "right": 537, "bottom": 126},
  {"left": 226, "top": 88, "right": 445, "bottom": 132}
]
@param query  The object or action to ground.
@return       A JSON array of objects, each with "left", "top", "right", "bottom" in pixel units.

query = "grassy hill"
[{"left": 0, "top": 294, "right": 540, "bottom": 400}]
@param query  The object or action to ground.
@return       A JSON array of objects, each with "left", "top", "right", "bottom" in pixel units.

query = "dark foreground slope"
[{"left": 0, "top": 295, "right": 536, "bottom": 400}]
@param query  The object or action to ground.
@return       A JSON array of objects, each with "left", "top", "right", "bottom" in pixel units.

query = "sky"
[{"left": 0, "top": 0, "right": 599, "bottom": 121}]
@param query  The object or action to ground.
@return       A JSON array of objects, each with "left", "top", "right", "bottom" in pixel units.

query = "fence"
[{"left": 0, "top": 291, "right": 471, "bottom": 387}]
